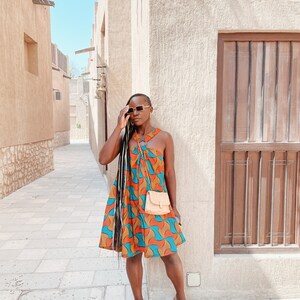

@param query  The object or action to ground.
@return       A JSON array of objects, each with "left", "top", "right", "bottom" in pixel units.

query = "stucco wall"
[
  {"left": 90, "top": 0, "right": 132, "bottom": 184},
  {"left": 70, "top": 77, "right": 89, "bottom": 140},
  {"left": 0, "top": 0, "right": 53, "bottom": 148},
  {"left": 104, "top": 0, "right": 133, "bottom": 184},
  {"left": 0, "top": 0, "right": 54, "bottom": 198},
  {"left": 131, "top": 0, "right": 150, "bottom": 94},
  {"left": 145, "top": 0, "right": 300, "bottom": 299},
  {"left": 52, "top": 70, "right": 70, "bottom": 148},
  {"left": 89, "top": 1, "right": 106, "bottom": 173},
  {"left": 52, "top": 70, "right": 70, "bottom": 134}
]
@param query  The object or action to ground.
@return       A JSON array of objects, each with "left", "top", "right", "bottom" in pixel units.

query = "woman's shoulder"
[{"left": 157, "top": 129, "right": 173, "bottom": 142}]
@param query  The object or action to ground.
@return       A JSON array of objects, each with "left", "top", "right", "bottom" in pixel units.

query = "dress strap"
[{"left": 133, "top": 128, "right": 161, "bottom": 143}]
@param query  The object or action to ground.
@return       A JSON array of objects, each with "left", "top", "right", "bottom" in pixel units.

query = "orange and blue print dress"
[{"left": 99, "top": 128, "right": 185, "bottom": 258}]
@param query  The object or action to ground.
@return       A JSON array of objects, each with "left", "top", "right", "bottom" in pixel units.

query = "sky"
[{"left": 50, "top": 0, "right": 94, "bottom": 77}]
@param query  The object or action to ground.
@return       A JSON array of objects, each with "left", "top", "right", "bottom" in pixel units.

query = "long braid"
[
  {"left": 113, "top": 93, "right": 152, "bottom": 253},
  {"left": 113, "top": 122, "right": 134, "bottom": 250}
]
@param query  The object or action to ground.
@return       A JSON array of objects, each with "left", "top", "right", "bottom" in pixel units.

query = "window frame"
[{"left": 215, "top": 32, "right": 300, "bottom": 254}]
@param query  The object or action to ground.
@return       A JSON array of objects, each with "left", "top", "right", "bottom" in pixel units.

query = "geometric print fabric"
[{"left": 99, "top": 128, "right": 186, "bottom": 258}]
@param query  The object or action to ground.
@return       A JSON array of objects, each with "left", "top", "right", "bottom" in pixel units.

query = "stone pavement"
[{"left": 0, "top": 143, "right": 148, "bottom": 300}]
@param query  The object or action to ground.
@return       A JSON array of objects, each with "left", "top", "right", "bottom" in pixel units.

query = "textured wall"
[
  {"left": 71, "top": 127, "right": 89, "bottom": 140},
  {"left": 91, "top": 0, "right": 300, "bottom": 298},
  {"left": 131, "top": 0, "right": 150, "bottom": 94},
  {"left": 53, "top": 131, "right": 70, "bottom": 148},
  {"left": 52, "top": 70, "right": 70, "bottom": 135},
  {"left": 0, "top": 0, "right": 54, "bottom": 199},
  {"left": 105, "top": 0, "right": 133, "bottom": 185},
  {"left": 70, "top": 77, "right": 89, "bottom": 140},
  {"left": 88, "top": 1, "right": 105, "bottom": 172},
  {"left": 89, "top": 0, "right": 133, "bottom": 183},
  {"left": 0, "top": 140, "right": 53, "bottom": 199},
  {"left": 146, "top": 0, "right": 300, "bottom": 299},
  {"left": 0, "top": 0, "right": 53, "bottom": 148}
]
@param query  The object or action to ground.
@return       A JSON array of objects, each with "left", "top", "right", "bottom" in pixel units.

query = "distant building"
[
  {"left": 70, "top": 76, "right": 89, "bottom": 141},
  {"left": 89, "top": 0, "right": 300, "bottom": 299},
  {"left": 52, "top": 43, "right": 71, "bottom": 147}
]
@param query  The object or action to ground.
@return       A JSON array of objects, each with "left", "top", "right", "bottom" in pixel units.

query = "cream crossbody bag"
[{"left": 137, "top": 140, "right": 171, "bottom": 215}]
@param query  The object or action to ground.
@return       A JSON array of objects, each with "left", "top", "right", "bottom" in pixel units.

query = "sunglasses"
[{"left": 127, "top": 105, "right": 151, "bottom": 114}]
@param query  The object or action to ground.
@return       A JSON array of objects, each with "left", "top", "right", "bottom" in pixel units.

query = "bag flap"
[{"left": 147, "top": 191, "right": 170, "bottom": 205}]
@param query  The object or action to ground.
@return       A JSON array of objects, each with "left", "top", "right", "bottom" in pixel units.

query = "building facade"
[
  {"left": 88, "top": 0, "right": 132, "bottom": 181},
  {"left": 89, "top": 0, "right": 300, "bottom": 299},
  {"left": 70, "top": 76, "right": 89, "bottom": 141},
  {"left": 0, "top": 0, "right": 70, "bottom": 199},
  {"left": 52, "top": 43, "right": 71, "bottom": 147},
  {"left": 0, "top": 0, "right": 54, "bottom": 199}
]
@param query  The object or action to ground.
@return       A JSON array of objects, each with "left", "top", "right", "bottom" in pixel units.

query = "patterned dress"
[{"left": 99, "top": 128, "right": 185, "bottom": 258}]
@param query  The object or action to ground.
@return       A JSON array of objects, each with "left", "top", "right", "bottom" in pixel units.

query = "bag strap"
[{"left": 136, "top": 140, "right": 152, "bottom": 188}]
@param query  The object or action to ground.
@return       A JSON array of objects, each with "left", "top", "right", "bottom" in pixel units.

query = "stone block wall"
[
  {"left": 53, "top": 131, "right": 70, "bottom": 148},
  {"left": 0, "top": 140, "right": 54, "bottom": 199}
]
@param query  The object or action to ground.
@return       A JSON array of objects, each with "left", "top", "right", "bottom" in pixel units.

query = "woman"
[{"left": 99, "top": 93, "right": 186, "bottom": 300}]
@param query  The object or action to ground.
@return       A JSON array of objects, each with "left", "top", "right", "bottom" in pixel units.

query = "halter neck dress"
[{"left": 99, "top": 128, "right": 186, "bottom": 258}]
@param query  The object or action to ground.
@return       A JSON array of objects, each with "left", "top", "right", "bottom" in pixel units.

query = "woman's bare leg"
[
  {"left": 161, "top": 253, "right": 186, "bottom": 300},
  {"left": 126, "top": 252, "right": 144, "bottom": 300}
]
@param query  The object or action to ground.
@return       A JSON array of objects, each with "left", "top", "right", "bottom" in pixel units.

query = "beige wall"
[
  {"left": 105, "top": 0, "right": 132, "bottom": 183},
  {"left": 146, "top": 0, "right": 300, "bottom": 299},
  {"left": 91, "top": 0, "right": 300, "bottom": 298},
  {"left": 0, "top": 0, "right": 53, "bottom": 148},
  {"left": 52, "top": 71, "right": 70, "bottom": 132},
  {"left": 70, "top": 77, "right": 89, "bottom": 140},
  {"left": 89, "top": 0, "right": 132, "bottom": 184},
  {"left": 52, "top": 44, "right": 70, "bottom": 147},
  {"left": 0, "top": 0, "right": 54, "bottom": 198},
  {"left": 131, "top": 0, "right": 149, "bottom": 94},
  {"left": 89, "top": 1, "right": 106, "bottom": 172}
]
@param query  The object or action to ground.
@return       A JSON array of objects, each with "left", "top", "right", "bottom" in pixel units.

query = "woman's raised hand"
[{"left": 117, "top": 105, "right": 131, "bottom": 129}]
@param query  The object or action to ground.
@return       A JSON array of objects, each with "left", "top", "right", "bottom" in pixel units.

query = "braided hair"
[{"left": 113, "top": 93, "right": 152, "bottom": 251}]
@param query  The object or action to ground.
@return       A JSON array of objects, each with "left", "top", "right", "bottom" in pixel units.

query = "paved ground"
[{"left": 0, "top": 143, "right": 148, "bottom": 300}]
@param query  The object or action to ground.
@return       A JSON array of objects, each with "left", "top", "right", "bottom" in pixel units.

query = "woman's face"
[{"left": 128, "top": 96, "right": 152, "bottom": 126}]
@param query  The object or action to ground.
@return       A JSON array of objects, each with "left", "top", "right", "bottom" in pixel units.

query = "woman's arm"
[
  {"left": 98, "top": 105, "right": 130, "bottom": 165},
  {"left": 164, "top": 132, "right": 181, "bottom": 222}
]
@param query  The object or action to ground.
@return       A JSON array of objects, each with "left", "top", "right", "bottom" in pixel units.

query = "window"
[
  {"left": 215, "top": 33, "right": 300, "bottom": 254},
  {"left": 56, "top": 91, "right": 61, "bottom": 100},
  {"left": 24, "top": 33, "right": 38, "bottom": 75},
  {"left": 53, "top": 90, "right": 61, "bottom": 101}
]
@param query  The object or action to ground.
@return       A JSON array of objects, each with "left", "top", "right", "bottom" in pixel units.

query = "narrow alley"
[{"left": 0, "top": 143, "right": 147, "bottom": 300}]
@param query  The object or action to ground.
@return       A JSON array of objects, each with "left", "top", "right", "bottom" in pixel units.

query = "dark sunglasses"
[{"left": 127, "top": 105, "right": 151, "bottom": 114}]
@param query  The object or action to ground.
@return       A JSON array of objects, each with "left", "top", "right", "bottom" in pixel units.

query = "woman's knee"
[
  {"left": 127, "top": 252, "right": 143, "bottom": 265},
  {"left": 161, "top": 252, "right": 179, "bottom": 265}
]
